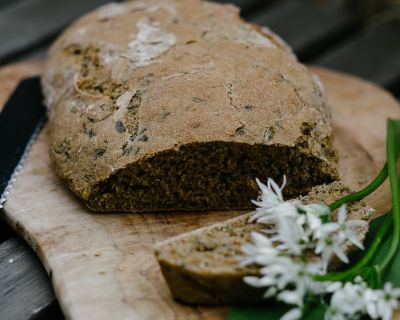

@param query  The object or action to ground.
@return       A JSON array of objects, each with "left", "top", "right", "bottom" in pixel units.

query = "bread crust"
[{"left": 43, "top": 0, "right": 338, "bottom": 211}]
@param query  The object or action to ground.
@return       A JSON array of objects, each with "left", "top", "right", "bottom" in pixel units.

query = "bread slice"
[
  {"left": 154, "top": 181, "right": 373, "bottom": 305},
  {"left": 43, "top": 0, "right": 338, "bottom": 212}
]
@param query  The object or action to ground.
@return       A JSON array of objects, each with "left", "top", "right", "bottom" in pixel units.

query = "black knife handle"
[{"left": 0, "top": 77, "right": 47, "bottom": 206}]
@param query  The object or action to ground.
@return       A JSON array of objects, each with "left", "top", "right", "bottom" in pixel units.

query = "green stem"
[
  {"left": 316, "top": 119, "right": 400, "bottom": 282},
  {"left": 377, "top": 119, "right": 400, "bottom": 271},
  {"left": 314, "top": 214, "right": 392, "bottom": 282},
  {"left": 328, "top": 163, "right": 388, "bottom": 212}
]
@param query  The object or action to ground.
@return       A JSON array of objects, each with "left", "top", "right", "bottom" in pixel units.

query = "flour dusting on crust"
[
  {"left": 97, "top": 1, "right": 177, "bottom": 21},
  {"left": 116, "top": 91, "right": 136, "bottom": 109},
  {"left": 312, "top": 74, "right": 326, "bottom": 94},
  {"left": 126, "top": 18, "right": 176, "bottom": 68},
  {"left": 97, "top": 3, "right": 127, "bottom": 21},
  {"left": 236, "top": 26, "right": 275, "bottom": 48}
]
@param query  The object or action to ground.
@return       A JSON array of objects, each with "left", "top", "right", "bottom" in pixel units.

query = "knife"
[{"left": 0, "top": 77, "right": 47, "bottom": 209}]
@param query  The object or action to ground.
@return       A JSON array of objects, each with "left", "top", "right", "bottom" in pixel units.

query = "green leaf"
[
  {"left": 352, "top": 215, "right": 391, "bottom": 266},
  {"left": 364, "top": 215, "right": 388, "bottom": 245},
  {"left": 368, "top": 230, "right": 400, "bottom": 287},
  {"left": 301, "top": 302, "right": 328, "bottom": 320},
  {"left": 353, "top": 214, "right": 400, "bottom": 287},
  {"left": 382, "top": 238, "right": 400, "bottom": 287},
  {"left": 369, "top": 233, "right": 392, "bottom": 267}
]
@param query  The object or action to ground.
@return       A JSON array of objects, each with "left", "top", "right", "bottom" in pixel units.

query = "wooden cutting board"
[{"left": 1, "top": 62, "right": 400, "bottom": 320}]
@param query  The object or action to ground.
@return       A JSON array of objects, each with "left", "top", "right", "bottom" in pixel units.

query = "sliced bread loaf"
[
  {"left": 43, "top": 0, "right": 338, "bottom": 212},
  {"left": 154, "top": 181, "right": 373, "bottom": 305}
]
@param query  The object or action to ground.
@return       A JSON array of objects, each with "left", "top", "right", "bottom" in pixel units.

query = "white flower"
[
  {"left": 335, "top": 205, "right": 366, "bottom": 249},
  {"left": 375, "top": 282, "right": 400, "bottom": 320},
  {"left": 269, "top": 204, "right": 309, "bottom": 255},
  {"left": 240, "top": 232, "right": 279, "bottom": 266},
  {"left": 254, "top": 201, "right": 300, "bottom": 226},
  {"left": 299, "top": 203, "right": 330, "bottom": 217},
  {"left": 249, "top": 255, "right": 307, "bottom": 306},
  {"left": 364, "top": 288, "right": 380, "bottom": 319},
  {"left": 324, "top": 308, "right": 348, "bottom": 320},
  {"left": 243, "top": 251, "right": 324, "bottom": 308},
  {"left": 297, "top": 203, "right": 330, "bottom": 235},
  {"left": 250, "top": 177, "right": 311, "bottom": 255},
  {"left": 281, "top": 307, "right": 302, "bottom": 320},
  {"left": 254, "top": 176, "right": 287, "bottom": 207},
  {"left": 242, "top": 175, "right": 400, "bottom": 320},
  {"left": 326, "top": 280, "right": 400, "bottom": 320},
  {"left": 326, "top": 281, "right": 366, "bottom": 319},
  {"left": 315, "top": 227, "right": 349, "bottom": 271},
  {"left": 325, "top": 281, "right": 342, "bottom": 293},
  {"left": 250, "top": 176, "right": 287, "bottom": 222},
  {"left": 314, "top": 205, "right": 366, "bottom": 271}
]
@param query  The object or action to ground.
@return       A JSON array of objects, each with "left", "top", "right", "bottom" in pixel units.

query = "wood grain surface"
[{"left": 1, "top": 62, "right": 400, "bottom": 320}]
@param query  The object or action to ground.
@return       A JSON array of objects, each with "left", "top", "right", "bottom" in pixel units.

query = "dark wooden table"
[{"left": 0, "top": 0, "right": 399, "bottom": 319}]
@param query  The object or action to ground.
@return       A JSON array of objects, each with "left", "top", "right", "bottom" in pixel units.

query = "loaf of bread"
[
  {"left": 154, "top": 182, "right": 373, "bottom": 305},
  {"left": 43, "top": 0, "right": 338, "bottom": 212}
]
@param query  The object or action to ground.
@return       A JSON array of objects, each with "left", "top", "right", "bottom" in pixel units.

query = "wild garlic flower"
[
  {"left": 326, "top": 280, "right": 400, "bottom": 320},
  {"left": 297, "top": 202, "right": 330, "bottom": 236},
  {"left": 253, "top": 176, "right": 286, "bottom": 207},
  {"left": 242, "top": 176, "right": 400, "bottom": 320},
  {"left": 335, "top": 204, "right": 366, "bottom": 248},
  {"left": 250, "top": 176, "right": 287, "bottom": 223},
  {"left": 241, "top": 232, "right": 280, "bottom": 266},
  {"left": 372, "top": 282, "right": 400, "bottom": 320},
  {"left": 280, "top": 307, "right": 302, "bottom": 320},
  {"left": 243, "top": 246, "right": 325, "bottom": 306},
  {"left": 250, "top": 177, "right": 365, "bottom": 266},
  {"left": 242, "top": 232, "right": 326, "bottom": 309},
  {"left": 315, "top": 205, "right": 366, "bottom": 271},
  {"left": 325, "top": 280, "right": 366, "bottom": 319},
  {"left": 269, "top": 212, "right": 308, "bottom": 255}
]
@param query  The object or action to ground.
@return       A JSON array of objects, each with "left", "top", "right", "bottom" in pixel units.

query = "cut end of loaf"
[
  {"left": 155, "top": 213, "right": 265, "bottom": 305},
  {"left": 86, "top": 141, "right": 338, "bottom": 212},
  {"left": 154, "top": 181, "right": 374, "bottom": 305}
]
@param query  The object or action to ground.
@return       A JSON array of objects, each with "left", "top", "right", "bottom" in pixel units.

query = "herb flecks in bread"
[
  {"left": 154, "top": 182, "right": 373, "bottom": 305},
  {"left": 43, "top": 0, "right": 338, "bottom": 212}
]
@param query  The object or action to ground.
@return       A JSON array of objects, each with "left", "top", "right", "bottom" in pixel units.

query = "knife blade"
[{"left": 0, "top": 77, "right": 47, "bottom": 209}]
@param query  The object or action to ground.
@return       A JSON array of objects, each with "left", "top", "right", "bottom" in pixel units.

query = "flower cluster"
[
  {"left": 249, "top": 177, "right": 365, "bottom": 271},
  {"left": 242, "top": 232, "right": 328, "bottom": 320},
  {"left": 241, "top": 177, "right": 400, "bottom": 320},
  {"left": 326, "top": 278, "right": 400, "bottom": 320}
]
